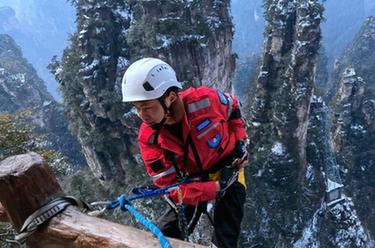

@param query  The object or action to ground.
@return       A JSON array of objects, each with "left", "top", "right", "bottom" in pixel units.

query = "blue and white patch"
[
  {"left": 217, "top": 90, "right": 228, "bottom": 105},
  {"left": 196, "top": 119, "right": 211, "bottom": 131},
  {"left": 207, "top": 133, "right": 222, "bottom": 148}
]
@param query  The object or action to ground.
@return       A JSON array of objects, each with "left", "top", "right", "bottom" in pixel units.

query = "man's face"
[{"left": 133, "top": 100, "right": 165, "bottom": 125}]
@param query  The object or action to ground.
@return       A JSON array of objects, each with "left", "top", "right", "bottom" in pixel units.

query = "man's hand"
[
  {"left": 219, "top": 166, "right": 240, "bottom": 193},
  {"left": 230, "top": 140, "right": 248, "bottom": 168},
  {"left": 218, "top": 140, "right": 249, "bottom": 195}
]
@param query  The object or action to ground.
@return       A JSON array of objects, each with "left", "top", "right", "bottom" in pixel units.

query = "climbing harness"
[{"left": 12, "top": 196, "right": 90, "bottom": 244}]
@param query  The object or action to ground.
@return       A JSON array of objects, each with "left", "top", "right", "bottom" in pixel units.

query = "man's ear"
[{"left": 166, "top": 91, "right": 178, "bottom": 104}]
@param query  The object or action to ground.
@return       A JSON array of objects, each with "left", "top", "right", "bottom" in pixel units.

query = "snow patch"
[
  {"left": 293, "top": 204, "right": 323, "bottom": 248},
  {"left": 255, "top": 169, "right": 264, "bottom": 177},
  {"left": 326, "top": 178, "right": 343, "bottom": 192},
  {"left": 157, "top": 35, "right": 172, "bottom": 48},
  {"left": 306, "top": 163, "right": 314, "bottom": 181},
  {"left": 154, "top": 34, "right": 205, "bottom": 49},
  {"left": 271, "top": 142, "right": 285, "bottom": 156},
  {"left": 11, "top": 73, "right": 26, "bottom": 83},
  {"left": 343, "top": 68, "right": 356, "bottom": 77},
  {"left": 350, "top": 123, "right": 363, "bottom": 130},
  {"left": 251, "top": 121, "right": 261, "bottom": 127},
  {"left": 79, "top": 59, "right": 99, "bottom": 73},
  {"left": 114, "top": 7, "right": 130, "bottom": 19},
  {"left": 117, "top": 56, "right": 129, "bottom": 71},
  {"left": 43, "top": 101, "right": 52, "bottom": 107}
]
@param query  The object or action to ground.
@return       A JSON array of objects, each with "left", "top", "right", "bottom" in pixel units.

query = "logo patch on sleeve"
[
  {"left": 196, "top": 119, "right": 211, "bottom": 131},
  {"left": 207, "top": 133, "right": 222, "bottom": 148},
  {"left": 217, "top": 90, "right": 228, "bottom": 105}
]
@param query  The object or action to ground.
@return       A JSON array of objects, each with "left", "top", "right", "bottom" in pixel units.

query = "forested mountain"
[
  {"left": 0, "top": 34, "right": 84, "bottom": 165},
  {"left": 231, "top": 0, "right": 375, "bottom": 62},
  {"left": 244, "top": 0, "right": 324, "bottom": 246},
  {"left": 242, "top": 0, "right": 374, "bottom": 247},
  {"left": 331, "top": 17, "right": 375, "bottom": 241},
  {"left": 0, "top": 0, "right": 75, "bottom": 99},
  {"left": 0, "top": 0, "right": 374, "bottom": 247},
  {"left": 231, "top": 0, "right": 375, "bottom": 101}
]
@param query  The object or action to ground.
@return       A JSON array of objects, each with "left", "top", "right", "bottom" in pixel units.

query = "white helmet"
[{"left": 122, "top": 58, "right": 182, "bottom": 102}]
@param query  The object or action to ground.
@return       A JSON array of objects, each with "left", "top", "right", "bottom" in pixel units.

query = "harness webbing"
[{"left": 13, "top": 196, "right": 90, "bottom": 244}]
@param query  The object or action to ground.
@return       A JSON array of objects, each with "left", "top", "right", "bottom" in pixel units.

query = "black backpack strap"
[
  {"left": 184, "top": 132, "right": 204, "bottom": 173},
  {"left": 168, "top": 151, "right": 186, "bottom": 180}
]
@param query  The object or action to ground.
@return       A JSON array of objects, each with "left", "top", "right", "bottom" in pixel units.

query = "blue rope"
[
  {"left": 103, "top": 180, "right": 193, "bottom": 247},
  {"left": 177, "top": 204, "right": 189, "bottom": 241},
  {"left": 106, "top": 194, "right": 172, "bottom": 248},
  {"left": 130, "top": 180, "right": 192, "bottom": 200}
]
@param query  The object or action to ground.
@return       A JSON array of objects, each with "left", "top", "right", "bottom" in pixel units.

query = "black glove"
[
  {"left": 219, "top": 166, "right": 239, "bottom": 193},
  {"left": 231, "top": 140, "right": 248, "bottom": 166}
]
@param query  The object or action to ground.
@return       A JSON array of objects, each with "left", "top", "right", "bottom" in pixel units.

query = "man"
[{"left": 122, "top": 57, "right": 248, "bottom": 248}]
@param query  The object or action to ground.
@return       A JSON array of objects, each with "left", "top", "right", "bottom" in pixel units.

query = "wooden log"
[
  {"left": 0, "top": 153, "right": 206, "bottom": 248},
  {"left": 0, "top": 152, "right": 64, "bottom": 230},
  {"left": 28, "top": 207, "right": 204, "bottom": 248},
  {"left": 0, "top": 203, "right": 7, "bottom": 222}
]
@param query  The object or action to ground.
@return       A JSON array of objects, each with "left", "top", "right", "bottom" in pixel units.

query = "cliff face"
[
  {"left": 243, "top": 0, "right": 323, "bottom": 246},
  {"left": 128, "top": 0, "right": 235, "bottom": 92},
  {"left": 0, "top": 34, "right": 83, "bottom": 165},
  {"left": 0, "top": 34, "right": 52, "bottom": 112},
  {"left": 53, "top": 0, "right": 235, "bottom": 183},
  {"left": 300, "top": 96, "right": 373, "bottom": 248},
  {"left": 49, "top": 0, "right": 134, "bottom": 182},
  {"left": 0, "top": 1, "right": 75, "bottom": 99},
  {"left": 331, "top": 17, "right": 375, "bottom": 240},
  {"left": 240, "top": 7, "right": 375, "bottom": 246}
]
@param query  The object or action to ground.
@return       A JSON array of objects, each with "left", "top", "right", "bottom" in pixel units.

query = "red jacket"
[{"left": 138, "top": 86, "right": 247, "bottom": 205}]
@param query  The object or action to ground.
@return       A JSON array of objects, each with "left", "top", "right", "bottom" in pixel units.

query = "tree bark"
[{"left": 0, "top": 153, "right": 206, "bottom": 248}]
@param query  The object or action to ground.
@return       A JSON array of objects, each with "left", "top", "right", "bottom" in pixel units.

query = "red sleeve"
[
  {"left": 138, "top": 139, "right": 178, "bottom": 188},
  {"left": 211, "top": 89, "right": 247, "bottom": 141},
  {"left": 169, "top": 181, "right": 218, "bottom": 205},
  {"left": 226, "top": 94, "right": 247, "bottom": 140}
]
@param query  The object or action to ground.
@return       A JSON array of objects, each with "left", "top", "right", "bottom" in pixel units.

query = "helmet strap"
[
  {"left": 158, "top": 96, "right": 170, "bottom": 113},
  {"left": 150, "top": 117, "right": 166, "bottom": 130},
  {"left": 150, "top": 96, "right": 170, "bottom": 130}
]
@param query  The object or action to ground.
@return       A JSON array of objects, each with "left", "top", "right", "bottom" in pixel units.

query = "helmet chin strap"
[{"left": 150, "top": 97, "right": 170, "bottom": 130}]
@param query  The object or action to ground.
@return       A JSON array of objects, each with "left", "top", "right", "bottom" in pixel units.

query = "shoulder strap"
[{"left": 184, "top": 133, "right": 203, "bottom": 173}]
